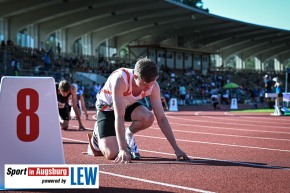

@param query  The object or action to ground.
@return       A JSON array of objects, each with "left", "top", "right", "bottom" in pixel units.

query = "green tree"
[{"left": 245, "top": 56, "right": 255, "bottom": 70}]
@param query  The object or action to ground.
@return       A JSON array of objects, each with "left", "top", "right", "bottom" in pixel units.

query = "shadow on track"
[{"left": 135, "top": 156, "right": 289, "bottom": 170}]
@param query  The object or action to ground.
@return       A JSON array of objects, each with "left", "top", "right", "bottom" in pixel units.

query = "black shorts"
[
  {"left": 97, "top": 102, "right": 142, "bottom": 139},
  {"left": 59, "top": 104, "right": 70, "bottom": 121}
]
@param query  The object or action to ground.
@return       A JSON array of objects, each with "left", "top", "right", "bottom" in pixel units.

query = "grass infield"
[{"left": 231, "top": 109, "right": 274, "bottom": 113}]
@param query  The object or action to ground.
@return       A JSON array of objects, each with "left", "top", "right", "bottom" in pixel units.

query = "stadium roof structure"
[{"left": 1, "top": 0, "right": 290, "bottom": 63}]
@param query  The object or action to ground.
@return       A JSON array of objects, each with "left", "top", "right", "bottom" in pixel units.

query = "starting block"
[
  {"left": 0, "top": 76, "right": 65, "bottom": 190},
  {"left": 169, "top": 98, "right": 178, "bottom": 111},
  {"left": 230, "top": 98, "right": 238, "bottom": 110}
]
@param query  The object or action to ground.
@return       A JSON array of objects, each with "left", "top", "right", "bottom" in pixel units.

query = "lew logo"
[{"left": 71, "top": 167, "right": 98, "bottom": 185}]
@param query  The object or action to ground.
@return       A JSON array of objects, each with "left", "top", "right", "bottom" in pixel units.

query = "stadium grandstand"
[{"left": 1, "top": 0, "right": 290, "bottom": 108}]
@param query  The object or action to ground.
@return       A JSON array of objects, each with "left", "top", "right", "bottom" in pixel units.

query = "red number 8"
[{"left": 17, "top": 88, "right": 39, "bottom": 142}]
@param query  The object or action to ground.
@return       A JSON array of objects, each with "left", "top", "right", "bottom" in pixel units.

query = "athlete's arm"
[
  {"left": 70, "top": 85, "right": 85, "bottom": 129},
  {"left": 111, "top": 73, "right": 131, "bottom": 163},
  {"left": 150, "top": 83, "right": 190, "bottom": 161}
]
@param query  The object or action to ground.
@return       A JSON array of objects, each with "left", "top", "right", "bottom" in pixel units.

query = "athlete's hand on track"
[
  {"left": 79, "top": 125, "right": 87, "bottom": 130},
  {"left": 175, "top": 149, "right": 191, "bottom": 161},
  {"left": 113, "top": 150, "right": 132, "bottom": 164}
]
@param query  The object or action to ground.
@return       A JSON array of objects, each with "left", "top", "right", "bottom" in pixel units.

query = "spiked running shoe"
[
  {"left": 127, "top": 145, "right": 141, "bottom": 160},
  {"left": 86, "top": 133, "right": 103, "bottom": 156},
  {"left": 126, "top": 134, "right": 141, "bottom": 160}
]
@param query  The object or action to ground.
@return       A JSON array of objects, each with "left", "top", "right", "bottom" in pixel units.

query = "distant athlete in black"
[{"left": 56, "top": 80, "right": 86, "bottom": 130}]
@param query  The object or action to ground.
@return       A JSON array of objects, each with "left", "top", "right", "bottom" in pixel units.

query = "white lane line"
[
  {"left": 168, "top": 122, "right": 290, "bottom": 135},
  {"left": 166, "top": 115, "right": 290, "bottom": 130},
  {"left": 62, "top": 137, "right": 88, "bottom": 144},
  {"left": 201, "top": 113, "right": 290, "bottom": 126},
  {"left": 70, "top": 125, "right": 93, "bottom": 131},
  {"left": 62, "top": 138, "right": 214, "bottom": 192},
  {"left": 61, "top": 137, "right": 289, "bottom": 170},
  {"left": 68, "top": 123, "right": 290, "bottom": 152},
  {"left": 135, "top": 134, "right": 290, "bottom": 153},
  {"left": 195, "top": 111, "right": 234, "bottom": 116},
  {"left": 224, "top": 112, "right": 289, "bottom": 120},
  {"left": 100, "top": 171, "right": 215, "bottom": 193},
  {"left": 66, "top": 124, "right": 290, "bottom": 152},
  {"left": 149, "top": 127, "right": 290, "bottom": 142},
  {"left": 71, "top": 121, "right": 290, "bottom": 137}
]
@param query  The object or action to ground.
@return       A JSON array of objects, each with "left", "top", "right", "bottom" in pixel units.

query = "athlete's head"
[
  {"left": 58, "top": 80, "right": 71, "bottom": 97},
  {"left": 134, "top": 57, "right": 159, "bottom": 91}
]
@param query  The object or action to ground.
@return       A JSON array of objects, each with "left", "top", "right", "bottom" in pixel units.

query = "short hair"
[
  {"left": 58, "top": 80, "right": 71, "bottom": 92},
  {"left": 134, "top": 57, "right": 159, "bottom": 83}
]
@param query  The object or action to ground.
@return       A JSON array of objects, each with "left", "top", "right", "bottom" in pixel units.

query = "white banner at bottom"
[{"left": 4, "top": 164, "right": 99, "bottom": 189}]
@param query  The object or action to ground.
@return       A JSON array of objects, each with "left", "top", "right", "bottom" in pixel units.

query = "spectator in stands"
[
  {"left": 86, "top": 57, "right": 190, "bottom": 163},
  {"left": 221, "top": 89, "right": 230, "bottom": 104},
  {"left": 93, "top": 81, "right": 102, "bottom": 95},
  {"left": 34, "top": 63, "right": 42, "bottom": 76},
  {"left": 6, "top": 39, "right": 14, "bottom": 46},
  {"left": 258, "top": 87, "right": 265, "bottom": 104},
  {"left": 273, "top": 77, "right": 282, "bottom": 94},
  {"left": 211, "top": 92, "right": 221, "bottom": 110},
  {"left": 56, "top": 80, "right": 86, "bottom": 130},
  {"left": 179, "top": 84, "right": 186, "bottom": 105},
  {"left": 163, "top": 88, "right": 171, "bottom": 105},
  {"left": 161, "top": 95, "right": 169, "bottom": 111},
  {"left": 40, "top": 41, "right": 45, "bottom": 51},
  {"left": 42, "top": 51, "right": 51, "bottom": 71},
  {"left": 249, "top": 88, "right": 258, "bottom": 109},
  {"left": 264, "top": 74, "right": 273, "bottom": 93},
  {"left": 1, "top": 40, "right": 5, "bottom": 48},
  {"left": 56, "top": 42, "right": 61, "bottom": 55},
  {"left": 273, "top": 77, "right": 283, "bottom": 107},
  {"left": 252, "top": 87, "right": 259, "bottom": 108}
]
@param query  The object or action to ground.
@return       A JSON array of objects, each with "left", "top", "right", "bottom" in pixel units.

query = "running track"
[{"left": 10, "top": 108, "right": 290, "bottom": 193}]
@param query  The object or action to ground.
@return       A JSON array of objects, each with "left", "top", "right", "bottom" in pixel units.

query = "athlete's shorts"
[
  {"left": 97, "top": 102, "right": 142, "bottom": 139},
  {"left": 58, "top": 104, "right": 70, "bottom": 121}
]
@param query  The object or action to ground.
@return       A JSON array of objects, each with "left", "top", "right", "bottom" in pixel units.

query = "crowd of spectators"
[{"left": 0, "top": 40, "right": 285, "bottom": 109}]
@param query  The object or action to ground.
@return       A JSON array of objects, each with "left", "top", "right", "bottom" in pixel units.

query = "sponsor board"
[
  {"left": 4, "top": 164, "right": 99, "bottom": 189},
  {"left": 0, "top": 77, "right": 65, "bottom": 190}
]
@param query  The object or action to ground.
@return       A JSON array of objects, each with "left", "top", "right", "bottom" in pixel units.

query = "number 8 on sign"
[
  {"left": 1, "top": 77, "right": 65, "bottom": 190},
  {"left": 17, "top": 88, "right": 39, "bottom": 142}
]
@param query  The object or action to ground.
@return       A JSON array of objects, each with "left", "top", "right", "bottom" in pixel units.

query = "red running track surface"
[{"left": 9, "top": 109, "right": 290, "bottom": 193}]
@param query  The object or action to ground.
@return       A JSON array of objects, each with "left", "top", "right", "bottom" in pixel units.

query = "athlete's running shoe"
[
  {"left": 86, "top": 133, "right": 102, "bottom": 156},
  {"left": 126, "top": 129, "right": 141, "bottom": 160}
]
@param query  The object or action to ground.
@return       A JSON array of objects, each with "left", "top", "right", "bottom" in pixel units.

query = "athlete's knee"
[
  {"left": 102, "top": 149, "right": 118, "bottom": 160},
  {"left": 61, "top": 125, "right": 69, "bottom": 130},
  {"left": 142, "top": 111, "right": 154, "bottom": 127},
  {"left": 98, "top": 140, "right": 119, "bottom": 160},
  {"left": 61, "top": 121, "right": 69, "bottom": 130}
]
